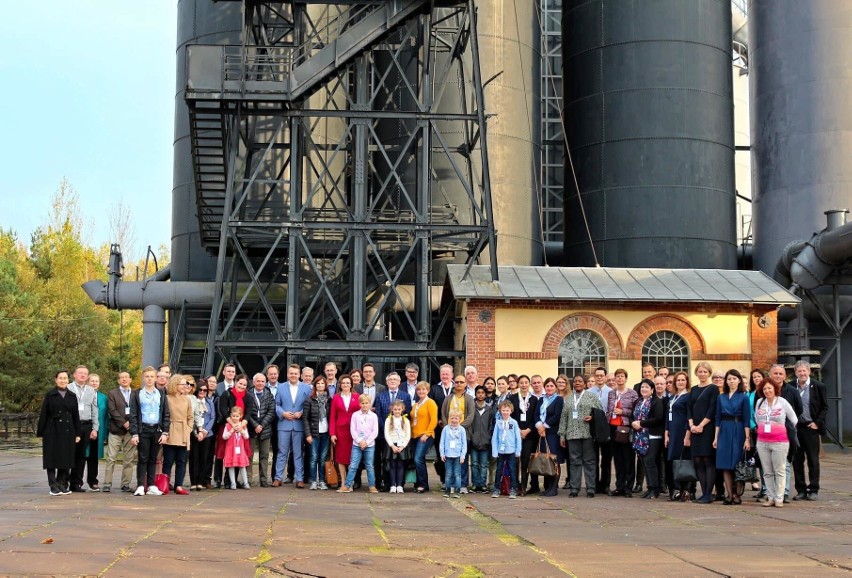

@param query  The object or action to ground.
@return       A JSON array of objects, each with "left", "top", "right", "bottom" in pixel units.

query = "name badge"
[
  {"left": 148, "top": 413, "right": 157, "bottom": 422},
  {"left": 125, "top": 407, "right": 130, "bottom": 415},
  {"left": 668, "top": 411, "right": 673, "bottom": 421},
  {"left": 763, "top": 423, "right": 772, "bottom": 434},
  {"left": 572, "top": 411, "right": 578, "bottom": 420},
  {"left": 499, "top": 444, "right": 506, "bottom": 453},
  {"left": 78, "top": 403, "right": 85, "bottom": 413},
  {"left": 449, "top": 440, "right": 457, "bottom": 449},
  {"left": 520, "top": 412, "right": 526, "bottom": 422},
  {"left": 412, "top": 418, "right": 418, "bottom": 426},
  {"left": 235, "top": 446, "right": 241, "bottom": 455}
]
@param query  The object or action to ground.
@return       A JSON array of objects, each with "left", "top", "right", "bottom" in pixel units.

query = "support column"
[{"left": 142, "top": 305, "right": 167, "bottom": 369}]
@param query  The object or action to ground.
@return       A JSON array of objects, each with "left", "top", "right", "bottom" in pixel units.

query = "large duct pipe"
[
  {"left": 775, "top": 210, "right": 852, "bottom": 290},
  {"left": 142, "top": 305, "right": 167, "bottom": 369}
]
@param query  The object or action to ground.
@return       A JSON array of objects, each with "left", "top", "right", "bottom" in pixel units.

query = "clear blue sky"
[{"left": 0, "top": 3, "right": 177, "bottom": 259}]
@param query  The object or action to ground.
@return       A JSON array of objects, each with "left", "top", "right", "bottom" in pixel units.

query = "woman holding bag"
[
  {"left": 666, "top": 371, "right": 694, "bottom": 501},
  {"left": 534, "top": 379, "right": 564, "bottom": 496},
  {"left": 631, "top": 380, "right": 665, "bottom": 499},
  {"left": 607, "top": 369, "right": 639, "bottom": 497}
]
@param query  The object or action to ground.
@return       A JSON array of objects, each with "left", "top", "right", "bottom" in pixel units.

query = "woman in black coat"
[{"left": 37, "top": 370, "right": 81, "bottom": 496}]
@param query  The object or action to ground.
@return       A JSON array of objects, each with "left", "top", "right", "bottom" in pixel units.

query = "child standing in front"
[
  {"left": 222, "top": 406, "right": 251, "bottom": 489},
  {"left": 439, "top": 410, "right": 467, "bottom": 498},
  {"left": 491, "top": 400, "right": 522, "bottom": 499},
  {"left": 384, "top": 400, "right": 412, "bottom": 493},
  {"left": 339, "top": 394, "right": 379, "bottom": 493}
]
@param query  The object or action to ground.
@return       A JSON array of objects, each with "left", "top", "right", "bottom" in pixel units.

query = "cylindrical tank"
[
  {"left": 750, "top": 0, "right": 852, "bottom": 274},
  {"left": 562, "top": 0, "right": 737, "bottom": 268},
  {"left": 173, "top": 0, "right": 242, "bottom": 282}
]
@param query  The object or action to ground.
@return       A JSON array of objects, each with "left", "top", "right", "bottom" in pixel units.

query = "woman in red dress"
[{"left": 330, "top": 374, "right": 359, "bottom": 484}]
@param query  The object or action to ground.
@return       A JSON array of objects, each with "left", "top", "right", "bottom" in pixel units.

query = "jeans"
[
  {"left": 470, "top": 449, "right": 489, "bottom": 488},
  {"left": 345, "top": 445, "right": 375, "bottom": 488},
  {"left": 413, "top": 437, "right": 434, "bottom": 489},
  {"left": 757, "top": 440, "right": 789, "bottom": 503},
  {"left": 162, "top": 444, "right": 188, "bottom": 488},
  {"left": 445, "top": 457, "right": 462, "bottom": 491},
  {"left": 307, "top": 433, "right": 330, "bottom": 483},
  {"left": 493, "top": 453, "right": 518, "bottom": 493}
]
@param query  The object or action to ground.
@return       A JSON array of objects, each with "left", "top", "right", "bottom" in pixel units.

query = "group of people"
[{"left": 37, "top": 359, "right": 827, "bottom": 508}]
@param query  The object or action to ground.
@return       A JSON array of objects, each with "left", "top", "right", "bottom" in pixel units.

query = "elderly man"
[
  {"left": 67, "top": 365, "right": 100, "bottom": 492},
  {"left": 103, "top": 371, "right": 137, "bottom": 493},
  {"left": 791, "top": 361, "right": 828, "bottom": 501},
  {"left": 464, "top": 365, "right": 479, "bottom": 397},
  {"left": 430, "top": 364, "right": 455, "bottom": 487},
  {"left": 246, "top": 373, "right": 276, "bottom": 487}
]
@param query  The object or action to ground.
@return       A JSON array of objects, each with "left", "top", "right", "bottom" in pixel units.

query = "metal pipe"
[
  {"left": 142, "top": 305, "right": 166, "bottom": 369},
  {"left": 788, "top": 211, "right": 852, "bottom": 290}
]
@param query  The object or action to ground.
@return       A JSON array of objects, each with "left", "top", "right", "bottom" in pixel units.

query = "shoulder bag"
[
  {"left": 528, "top": 437, "right": 559, "bottom": 477},
  {"left": 673, "top": 447, "right": 698, "bottom": 483}
]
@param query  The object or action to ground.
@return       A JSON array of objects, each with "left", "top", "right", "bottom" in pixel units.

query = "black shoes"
[
  {"left": 805, "top": 492, "right": 819, "bottom": 501},
  {"left": 792, "top": 492, "right": 808, "bottom": 501},
  {"left": 121, "top": 485, "right": 132, "bottom": 492},
  {"left": 70, "top": 486, "right": 85, "bottom": 493},
  {"left": 568, "top": 492, "right": 578, "bottom": 498},
  {"left": 609, "top": 489, "right": 624, "bottom": 497}
]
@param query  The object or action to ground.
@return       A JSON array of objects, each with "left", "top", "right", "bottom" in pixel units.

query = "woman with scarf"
[
  {"left": 214, "top": 374, "right": 249, "bottom": 487},
  {"left": 303, "top": 376, "right": 332, "bottom": 490},
  {"left": 631, "top": 379, "right": 665, "bottom": 498},
  {"left": 535, "top": 379, "right": 564, "bottom": 497}
]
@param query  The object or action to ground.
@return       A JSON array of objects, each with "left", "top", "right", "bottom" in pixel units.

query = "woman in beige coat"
[{"left": 161, "top": 374, "right": 195, "bottom": 495}]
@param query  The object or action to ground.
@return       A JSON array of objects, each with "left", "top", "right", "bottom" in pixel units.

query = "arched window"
[
  {"left": 642, "top": 331, "right": 689, "bottom": 373},
  {"left": 559, "top": 330, "right": 607, "bottom": 376}
]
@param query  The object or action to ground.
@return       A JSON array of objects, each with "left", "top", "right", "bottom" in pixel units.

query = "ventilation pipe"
[{"left": 776, "top": 210, "right": 852, "bottom": 291}]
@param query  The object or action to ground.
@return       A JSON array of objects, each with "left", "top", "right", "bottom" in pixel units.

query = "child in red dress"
[{"left": 222, "top": 406, "right": 251, "bottom": 489}]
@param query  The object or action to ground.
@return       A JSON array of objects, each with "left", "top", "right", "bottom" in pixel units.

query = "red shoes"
[{"left": 175, "top": 487, "right": 189, "bottom": 495}]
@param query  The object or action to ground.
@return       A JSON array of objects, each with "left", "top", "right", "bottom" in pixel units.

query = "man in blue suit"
[
  {"left": 374, "top": 371, "right": 412, "bottom": 491},
  {"left": 273, "top": 364, "right": 312, "bottom": 487}
]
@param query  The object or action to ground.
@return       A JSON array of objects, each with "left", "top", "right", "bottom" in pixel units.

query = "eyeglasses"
[
  {"left": 454, "top": 380, "right": 465, "bottom": 384},
  {"left": 712, "top": 376, "right": 724, "bottom": 380},
  {"left": 508, "top": 379, "right": 516, "bottom": 383}
]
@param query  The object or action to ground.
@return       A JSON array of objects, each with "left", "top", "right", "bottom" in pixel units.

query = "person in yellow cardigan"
[
  {"left": 161, "top": 374, "right": 195, "bottom": 495},
  {"left": 410, "top": 381, "right": 438, "bottom": 493}
]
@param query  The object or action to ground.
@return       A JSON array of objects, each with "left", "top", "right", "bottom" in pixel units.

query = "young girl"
[
  {"left": 384, "top": 400, "right": 411, "bottom": 493},
  {"left": 222, "top": 406, "right": 251, "bottom": 490},
  {"left": 439, "top": 410, "right": 467, "bottom": 498},
  {"left": 338, "top": 394, "right": 379, "bottom": 493}
]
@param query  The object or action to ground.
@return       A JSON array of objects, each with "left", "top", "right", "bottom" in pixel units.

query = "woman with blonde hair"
[
  {"left": 687, "top": 362, "right": 719, "bottom": 503},
  {"left": 161, "top": 374, "right": 195, "bottom": 495}
]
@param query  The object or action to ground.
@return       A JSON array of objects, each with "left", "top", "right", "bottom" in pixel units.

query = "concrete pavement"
[{"left": 0, "top": 443, "right": 850, "bottom": 577}]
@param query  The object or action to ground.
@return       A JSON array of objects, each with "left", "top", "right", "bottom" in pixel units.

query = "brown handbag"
[
  {"left": 614, "top": 425, "right": 631, "bottom": 444},
  {"left": 324, "top": 458, "right": 339, "bottom": 486},
  {"left": 528, "top": 438, "right": 560, "bottom": 477}
]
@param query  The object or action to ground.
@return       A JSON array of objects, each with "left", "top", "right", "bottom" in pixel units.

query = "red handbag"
[{"left": 154, "top": 473, "right": 170, "bottom": 495}]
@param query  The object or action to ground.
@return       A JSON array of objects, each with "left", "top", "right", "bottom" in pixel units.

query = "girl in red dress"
[{"left": 222, "top": 406, "right": 251, "bottom": 489}]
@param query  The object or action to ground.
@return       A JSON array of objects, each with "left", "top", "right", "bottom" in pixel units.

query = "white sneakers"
[
  {"left": 318, "top": 482, "right": 328, "bottom": 490},
  {"left": 146, "top": 485, "right": 163, "bottom": 496},
  {"left": 389, "top": 486, "right": 405, "bottom": 494},
  {"left": 310, "top": 481, "right": 318, "bottom": 490},
  {"left": 134, "top": 486, "right": 145, "bottom": 496}
]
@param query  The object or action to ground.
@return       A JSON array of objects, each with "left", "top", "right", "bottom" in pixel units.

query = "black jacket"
[
  {"left": 780, "top": 382, "right": 804, "bottom": 417},
  {"left": 302, "top": 395, "right": 332, "bottom": 437},
  {"left": 509, "top": 392, "right": 540, "bottom": 442},
  {"left": 129, "top": 387, "right": 171, "bottom": 436},
  {"left": 245, "top": 388, "right": 276, "bottom": 440},
  {"left": 37, "top": 388, "right": 81, "bottom": 470},
  {"left": 638, "top": 396, "right": 666, "bottom": 437},
  {"left": 794, "top": 379, "right": 829, "bottom": 434}
]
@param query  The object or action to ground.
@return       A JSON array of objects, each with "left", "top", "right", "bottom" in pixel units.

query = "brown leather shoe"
[
  {"left": 295, "top": 481, "right": 305, "bottom": 489},
  {"left": 272, "top": 480, "right": 282, "bottom": 487},
  {"left": 368, "top": 486, "right": 379, "bottom": 493}
]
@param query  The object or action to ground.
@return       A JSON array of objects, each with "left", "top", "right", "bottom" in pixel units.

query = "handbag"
[
  {"left": 528, "top": 438, "right": 559, "bottom": 477},
  {"left": 734, "top": 453, "right": 757, "bottom": 483},
  {"left": 324, "top": 458, "right": 339, "bottom": 487},
  {"left": 500, "top": 461, "right": 511, "bottom": 496},
  {"left": 613, "top": 425, "right": 631, "bottom": 444},
  {"left": 672, "top": 448, "right": 698, "bottom": 483},
  {"left": 154, "top": 473, "right": 170, "bottom": 495}
]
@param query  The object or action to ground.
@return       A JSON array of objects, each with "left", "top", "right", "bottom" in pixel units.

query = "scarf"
[
  {"left": 232, "top": 388, "right": 247, "bottom": 412},
  {"left": 539, "top": 392, "right": 557, "bottom": 423},
  {"left": 632, "top": 397, "right": 651, "bottom": 455},
  {"left": 316, "top": 392, "right": 329, "bottom": 420}
]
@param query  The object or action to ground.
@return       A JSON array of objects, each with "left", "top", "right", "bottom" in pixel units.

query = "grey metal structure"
[
  {"left": 540, "top": 0, "right": 564, "bottom": 252},
  {"left": 174, "top": 0, "right": 497, "bottom": 376},
  {"left": 750, "top": 1, "right": 852, "bottom": 439},
  {"left": 561, "top": 0, "right": 737, "bottom": 269}
]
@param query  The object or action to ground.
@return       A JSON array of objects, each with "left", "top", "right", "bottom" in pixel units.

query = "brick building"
[{"left": 446, "top": 266, "right": 799, "bottom": 380}]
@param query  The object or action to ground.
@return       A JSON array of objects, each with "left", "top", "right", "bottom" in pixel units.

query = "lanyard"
[{"left": 572, "top": 390, "right": 586, "bottom": 408}]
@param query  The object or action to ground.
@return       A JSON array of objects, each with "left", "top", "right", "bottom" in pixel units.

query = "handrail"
[{"left": 168, "top": 301, "right": 188, "bottom": 367}]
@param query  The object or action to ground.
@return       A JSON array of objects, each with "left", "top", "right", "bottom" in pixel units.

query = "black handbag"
[
  {"left": 734, "top": 452, "right": 757, "bottom": 482},
  {"left": 786, "top": 419, "right": 800, "bottom": 451},
  {"left": 613, "top": 425, "right": 631, "bottom": 444},
  {"left": 673, "top": 448, "right": 698, "bottom": 483}
]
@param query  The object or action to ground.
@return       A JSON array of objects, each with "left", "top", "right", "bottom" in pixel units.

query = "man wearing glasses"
[{"left": 430, "top": 364, "right": 455, "bottom": 488}]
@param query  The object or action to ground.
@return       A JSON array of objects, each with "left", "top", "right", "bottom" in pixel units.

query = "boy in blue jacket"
[
  {"left": 439, "top": 410, "right": 467, "bottom": 498},
  {"left": 491, "top": 400, "right": 522, "bottom": 499}
]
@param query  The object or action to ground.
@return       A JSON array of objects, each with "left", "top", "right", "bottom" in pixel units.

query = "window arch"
[
  {"left": 642, "top": 331, "right": 689, "bottom": 373},
  {"left": 559, "top": 330, "right": 607, "bottom": 377}
]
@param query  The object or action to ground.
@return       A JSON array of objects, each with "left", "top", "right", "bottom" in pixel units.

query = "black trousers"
[
  {"left": 72, "top": 421, "right": 97, "bottom": 488},
  {"left": 136, "top": 426, "right": 161, "bottom": 488},
  {"left": 47, "top": 468, "right": 71, "bottom": 491},
  {"left": 189, "top": 435, "right": 212, "bottom": 486},
  {"left": 794, "top": 426, "right": 821, "bottom": 494},
  {"left": 520, "top": 434, "right": 540, "bottom": 492},
  {"left": 434, "top": 425, "right": 446, "bottom": 484},
  {"left": 595, "top": 440, "right": 612, "bottom": 492},
  {"left": 641, "top": 439, "right": 662, "bottom": 492},
  {"left": 610, "top": 428, "right": 635, "bottom": 493}
]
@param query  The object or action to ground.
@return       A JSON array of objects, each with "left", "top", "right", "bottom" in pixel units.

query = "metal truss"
[{"left": 185, "top": 0, "right": 496, "bottom": 374}]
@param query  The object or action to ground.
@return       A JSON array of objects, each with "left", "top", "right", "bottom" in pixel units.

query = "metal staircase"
[{"left": 177, "top": 0, "right": 496, "bottom": 375}]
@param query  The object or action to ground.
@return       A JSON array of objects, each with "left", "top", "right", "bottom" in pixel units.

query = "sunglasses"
[{"left": 454, "top": 380, "right": 465, "bottom": 384}]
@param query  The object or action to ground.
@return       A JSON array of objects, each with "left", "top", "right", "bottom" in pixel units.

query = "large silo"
[
  {"left": 750, "top": 1, "right": 852, "bottom": 274},
  {"left": 172, "top": 0, "right": 242, "bottom": 282},
  {"left": 562, "top": 0, "right": 737, "bottom": 268}
]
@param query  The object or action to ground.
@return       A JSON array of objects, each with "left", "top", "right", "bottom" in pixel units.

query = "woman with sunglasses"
[
  {"left": 161, "top": 374, "right": 196, "bottom": 495},
  {"left": 190, "top": 377, "right": 215, "bottom": 490}
]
